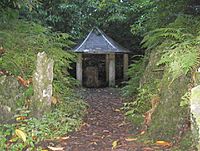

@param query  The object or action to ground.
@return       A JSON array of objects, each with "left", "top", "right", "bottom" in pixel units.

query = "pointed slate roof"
[{"left": 73, "top": 27, "right": 130, "bottom": 54}]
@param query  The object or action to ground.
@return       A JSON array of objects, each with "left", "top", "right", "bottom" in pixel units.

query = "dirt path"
[
  {"left": 45, "top": 88, "right": 164, "bottom": 151},
  {"left": 65, "top": 88, "right": 139, "bottom": 151}
]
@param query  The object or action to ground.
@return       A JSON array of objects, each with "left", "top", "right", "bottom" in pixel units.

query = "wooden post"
[
  {"left": 109, "top": 54, "right": 115, "bottom": 87},
  {"left": 76, "top": 53, "right": 82, "bottom": 86},
  {"left": 106, "top": 54, "right": 109, "bottom": 83},
  {"left": 123, "top": 54, "right": 129, "bottom": 80}
]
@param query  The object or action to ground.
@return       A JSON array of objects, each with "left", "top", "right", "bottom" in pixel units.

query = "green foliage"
[
  {"left": 20, "top": 0, "right": 140, "bottom": 52},
  {"left": 131, "top": 0, "right": 189, "bottom": 36},
  {"left": 123, "top": 81, "right": 159, "bottom": 126},
  {"left": 171, "top": 130, "right": 196, "bottom": 151},
  {"left": 0, "top": 12, "right": 75, "bottom": 97},
  {"left": 126, "top": 15, "right": 199, "bottom": 149},
  {"left": 180, "top": 92, "right": 191, "bottom": 107},
  {"left": 142, "top": 15, "right": 200, "bottom": 82},
  {"left": 0, "top": 99, "right": 87, "bottom": 150},
  {"left": 0, "top": 0, "right": 39, "bottom": 10},
  {"left": 122, "top": 57, "right": 145, "bottom": 97},
  {"left": 0, "top": 12, "right": 88, "bottom": 150}
]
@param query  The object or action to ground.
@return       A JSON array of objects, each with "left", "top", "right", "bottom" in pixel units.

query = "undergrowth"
[
  {"left": 123, "top": 15, "right": 200, "bottom": 149},
  {"left": 122, "top": 58, "right": 145, "bottom": 97},
  {"left": 0, "top": 10, "right": 76, "bottom": 98},
  {"left": 0, "top": 99, "right": 87, "bottom": 150},
  {"left": 0, "top": 10, "right": 88, "bottom": 150}
]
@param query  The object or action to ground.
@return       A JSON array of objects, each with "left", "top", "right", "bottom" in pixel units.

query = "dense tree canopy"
[{"left": 2, "top": 0, "right": 200, "bottom": 53}]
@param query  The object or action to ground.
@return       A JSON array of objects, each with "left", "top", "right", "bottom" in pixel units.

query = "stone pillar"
[
  {"left": 76, "top": 53, "right": 83, "bottom": 86},
  {"left": 109, "top": 54, "right": 115, "bottom": 87},
  {"left": 106, "top": 54, "right": 109, "bottom": 83},
  {"left": 190, "top": 85, "right": 200, "bottom": 150},
  {"left": 32, "top": 52, "right": 54, "bottom": 118},
  {"left": 123, "top": 54, "right": 129, "bottom": 80}
]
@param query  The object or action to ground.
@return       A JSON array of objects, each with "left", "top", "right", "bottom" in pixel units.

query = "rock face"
[
  {"left": 190, "top": 85, "right": 200, "bottom": 150},
  {"left": 0, "top": 76, "right": 24, "bottom": 123},
  {"left": 141, "top": 49, "right": 191, "bottom": 142},
  {"left": 31, "top": 52, "right": 54, "bottom": 118}
]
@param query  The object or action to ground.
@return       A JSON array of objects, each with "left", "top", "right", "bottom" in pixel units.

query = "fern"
[
  {"left": 122, "top": 58, "right": 145, "bottom": 97},
  {"left": 0, "top": 15, "right": 76, "bottom": 98},
  {"left": 142, "top": 15, "right": 200, "bottom": 81}
]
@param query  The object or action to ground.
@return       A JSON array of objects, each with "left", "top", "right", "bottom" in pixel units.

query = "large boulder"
[{"left": 0, "top": 75, "right": 24, "bottom": 123}]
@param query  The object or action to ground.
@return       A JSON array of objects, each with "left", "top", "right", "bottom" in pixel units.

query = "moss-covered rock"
[
  {"left": 148, "top": 75, "right": 190, "bottom": 140},
  {"left": 137, "top": 49, "right": 193, "bottom": 148},
  {"left": 0, "top": 75, "right": 24, "bottom": 123}
]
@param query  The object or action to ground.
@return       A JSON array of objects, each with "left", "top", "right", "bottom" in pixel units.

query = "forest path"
[{"left": 45, "top": 88, "right": 163, "bottom": 151}]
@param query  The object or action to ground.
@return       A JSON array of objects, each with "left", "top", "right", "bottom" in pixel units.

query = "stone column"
[
  {"left": 109, "top": 54, "right": 115, "bottom": 87},
  {"left": 76, "top": 53, "right": 83, "bottom": 86},
  {"left": 123, "top": 54, "right": 129, "bottom": 80},
  {"left": 106, "top": 54, "right": 109, "bottom": 83},
  {"left": 32, "top": 52, "right": 54, "bottom": 118}
]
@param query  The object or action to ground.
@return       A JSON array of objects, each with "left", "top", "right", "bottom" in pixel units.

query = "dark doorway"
[{"left": 82, "top": 54, "right": 107, "bottom": 87}]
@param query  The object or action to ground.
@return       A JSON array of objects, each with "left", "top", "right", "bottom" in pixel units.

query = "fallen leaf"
[
  {"left": 15, "top": 129, "right": 27, "bottom": 142},
  {"left": 16, "top": 117, "right": 21, "bottom": 121},
  {"left": 143, "top": 147, "right": 154, "bottom": 151},
  {"left": 9, "top": 136, "right": 18, "bottom": 143},
  {"left": 112, "top": 140, "right": 118, "bottom": 149},
  {"left": 17, "top": 76, "right": 30, "bottom": 87},
  {"left": 32, "top": 136, "right": 37, "bottom": 140},
  {"left": 125, "top": 138, "right": 137, "bottom": 141},
  {"left": 89, "top": 141, "right": 97, "bottom": 145},
  {"left": 0, "top": 46, "right": 5, "bottom": 55},
  {"left": 41, "top": 150, "right": 49, "bottom": 151},
  {"left": 114, "top": 109, "right": 121, "bottom": 112},
  {"left": 47, "top": 146, "right": 64, "bottom": 151},
  {"left": 103, "top": 130, "right": 110, "bottom": 133},
  {"left": 51, "top": 96, "right": 59, "bottom": 105},
  {"left": 16, "top": 116, "right": 27, "bottom": 121},
  {"left": 118, "top": 121, "right": 126, "bottom": 127},
  {"left": 60, "top": 136, "right": 69, "bottom": 140},
  {"left": 140, "top": 130, "right": 145, "bottom": 135},
  {"left": 156, "top": 141, "right": 171, "bottom": 146}
]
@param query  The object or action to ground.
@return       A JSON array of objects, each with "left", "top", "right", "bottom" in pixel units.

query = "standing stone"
[
  {"left": 31, "top": 52, "right": 54, "bottom": 118},
  {"left": 191, "top": 85, "right": 200, "bottom": 150}
]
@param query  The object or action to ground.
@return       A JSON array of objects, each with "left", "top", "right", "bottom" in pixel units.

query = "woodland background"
[{"left": 1, "top": 0, "right": 200, "bottom": 150}]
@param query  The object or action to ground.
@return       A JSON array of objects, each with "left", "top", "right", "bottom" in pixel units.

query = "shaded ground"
[{"left": 44, "top": 88, "right": 166, "bottom": 151}]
